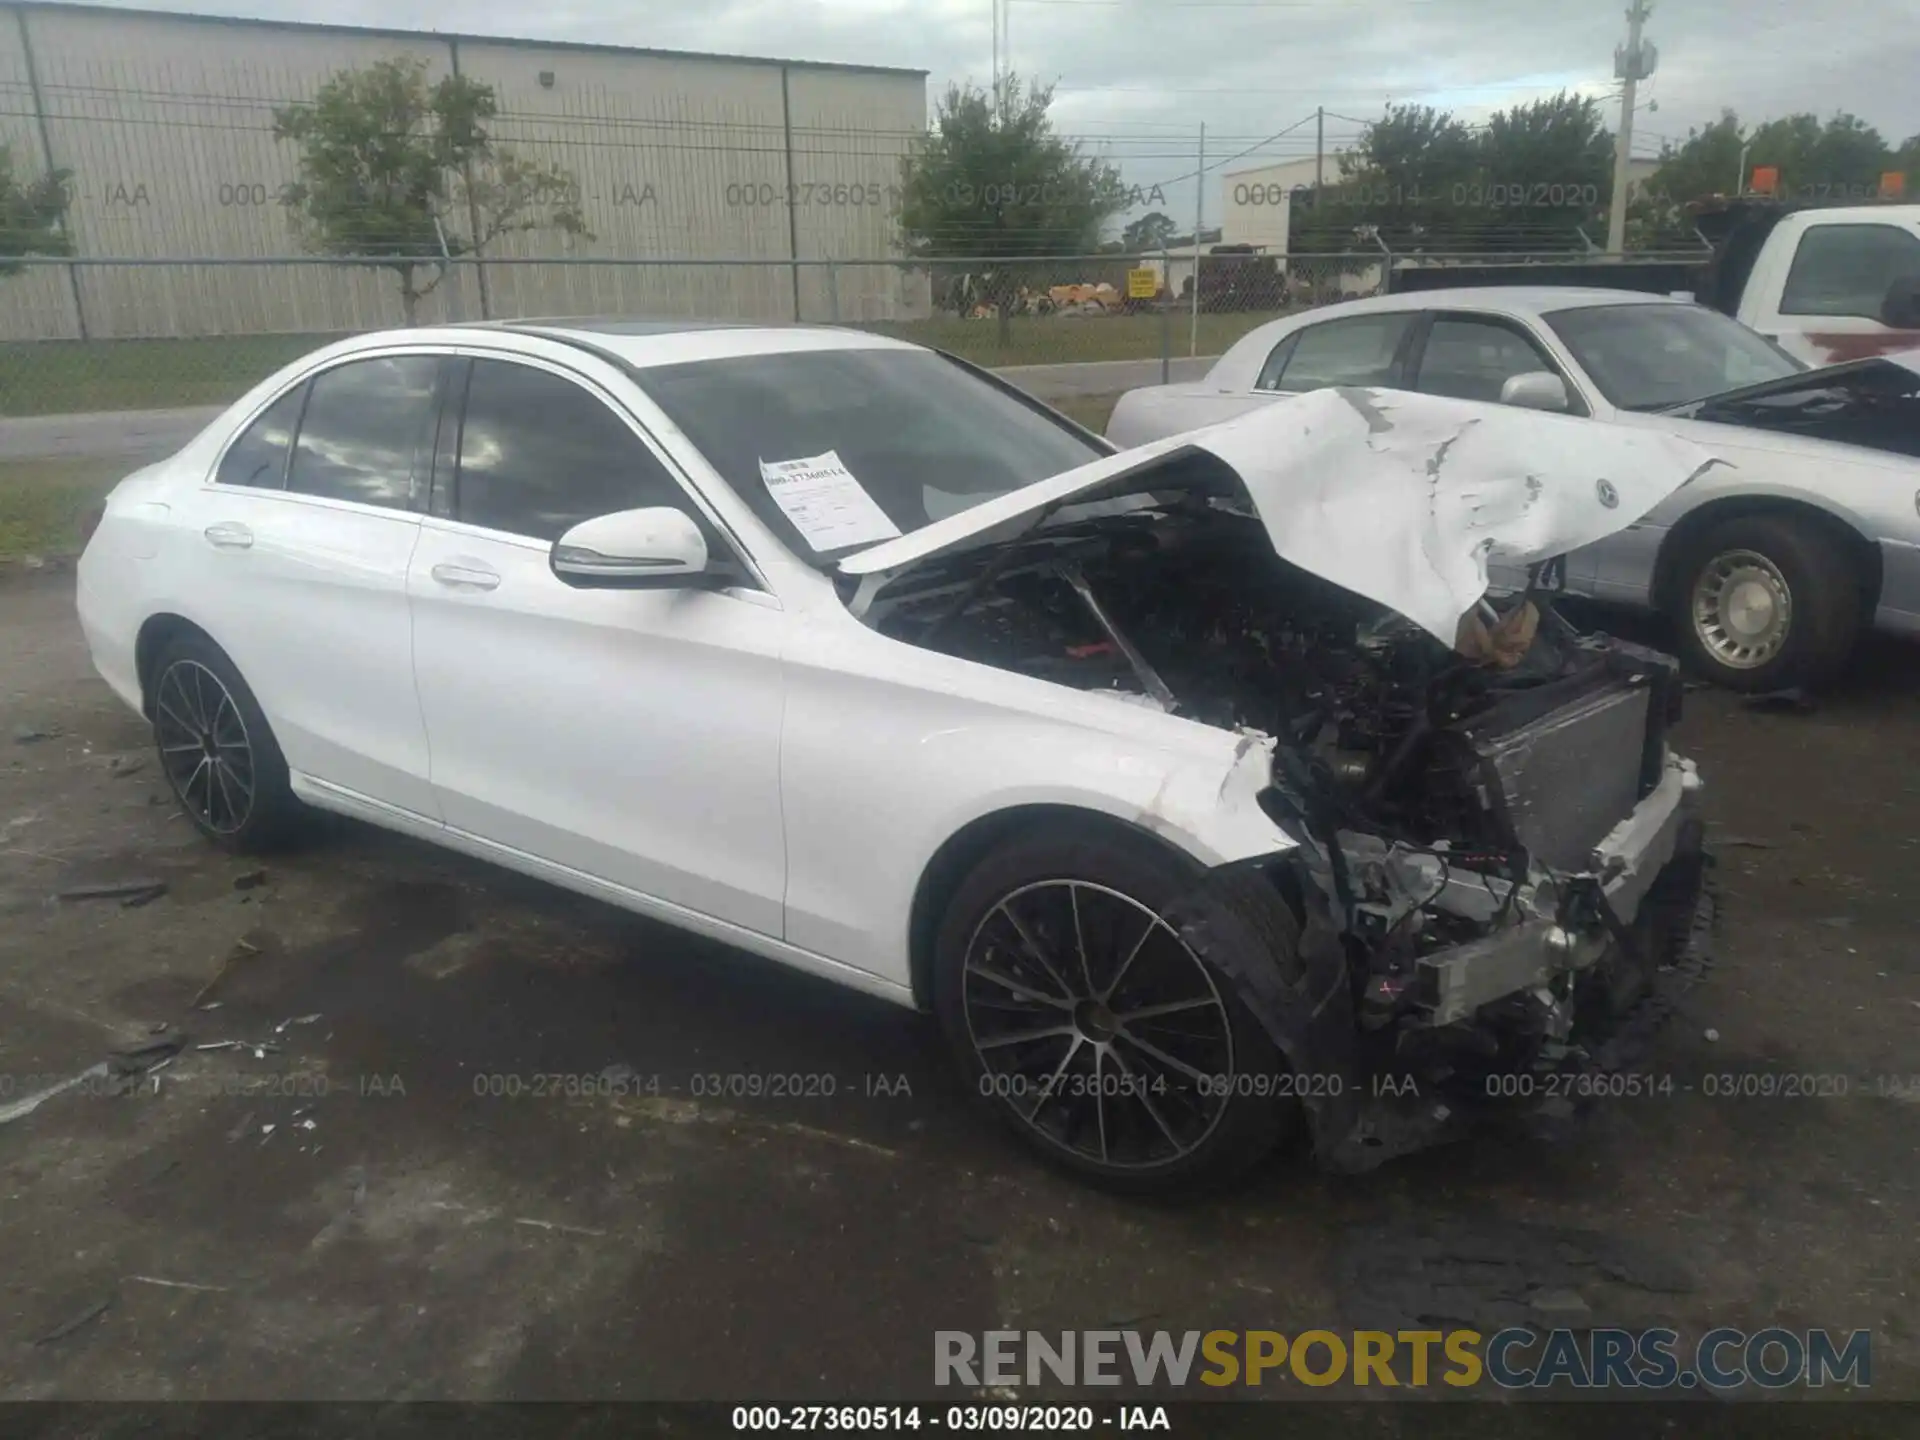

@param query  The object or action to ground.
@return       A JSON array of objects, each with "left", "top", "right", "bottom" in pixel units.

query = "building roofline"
[{"left": 8, "top": 0, "right": 931, "bottom": 78}]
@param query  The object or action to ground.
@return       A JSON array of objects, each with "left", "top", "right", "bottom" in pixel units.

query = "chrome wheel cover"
[
  {"left": 962, "top": 879, "right": 1234, "bottom": 1170},
  {"left": 154, "top": 659, "right": 255, "bottom": 835},
  {"left": 1691, "top": 548, "right": 1792, "bottom": 670}
]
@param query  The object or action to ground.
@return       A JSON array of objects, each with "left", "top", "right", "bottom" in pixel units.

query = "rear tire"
[
  {"left": 931, "top": 820, "right": 1300, "bottom": 1195},
  {"left": 1669, "top": 514, "right": 1861, "bottom": 692},
  {"left": 150, "top": 633, "right": 305, "bottom": 852}
]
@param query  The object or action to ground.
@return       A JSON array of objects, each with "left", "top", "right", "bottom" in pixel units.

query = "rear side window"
[
  {"left": 286, "top": 356, "right": 439, "bottom": 510},
  {"left": 215, "top": 385, "right": 306, "bottom": 488},
  {"left": 452, "top": 359, "right": 692, "bottom": 542},
  {"left": 1780, "top": 224, "right": 1920, "bottom": 319},
  {"left": 1263, "top": 313, "right": 1414, "bottom": 391}
]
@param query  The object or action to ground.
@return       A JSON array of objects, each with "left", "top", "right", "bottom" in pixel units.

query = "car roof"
[
  {"left": 494, "top": 318, "right": 923, "bottom": 368},
  {"left": 1294, "top": 285, "right": 1689, "bottom": 321}
]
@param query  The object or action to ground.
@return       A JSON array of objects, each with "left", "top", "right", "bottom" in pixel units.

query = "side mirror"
[
  {"left": 1879, "top": 275, "right": 1920, "bottom": 330},
  {"left": 1500, "top": 370, "right": 1571, "bottom": 413},
  {"left": 550, "top": 506, "right": 712, "bottom": 589}
]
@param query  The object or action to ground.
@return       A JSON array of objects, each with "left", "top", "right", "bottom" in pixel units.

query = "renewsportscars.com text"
[{"left": 935, "top": 1327, "right": 1872, "bottom": 1391}]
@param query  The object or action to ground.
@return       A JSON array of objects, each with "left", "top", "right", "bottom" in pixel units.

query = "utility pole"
[
  {"left": 1191, "top": 122, "right": 1205, "bottom": 356},
  {"left": 1315, "top": 105, "right": 1325, "bottom": 192},
  {"left": 1606, "top": 1, "right": 1656, "bottom": 255},
  {"left": 991, "top": 0, "right": 999, "bottom": 114}
]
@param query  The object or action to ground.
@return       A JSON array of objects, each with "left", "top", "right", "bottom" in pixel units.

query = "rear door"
[
  {"left": 177, "top": 352, "right": 443, "bottom": 816},
  {"left": 406, "top": 354, "right": 789, "bottom": 937},
  {"left": 1251, "top": 310, "right": 1420, "bottom": 394}
]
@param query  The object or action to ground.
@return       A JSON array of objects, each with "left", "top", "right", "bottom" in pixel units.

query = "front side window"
[
  {"left": 1780, "top": 224, "right": 1920, "bottom": 319},
  {"left": 1262, "top": 313, "right": 1415, "bottom": 392},
  {"left": 453, "top": 359, "right": 692, "bottom": 542},
  {"left": 216, "top": 385, "right": 306, "bottom": 488},
  {"left": 1416, "top": 316, "right": 1562, "bottom": 405},
  {"left": 1546, "top": 303, "right": 1804, "bottom": 410},
  {"left": 286, "top": 356, "right": 439, "bottom": 510},
  {"left": 632, "top": 348, "right": 1105, "bottom": 561}
]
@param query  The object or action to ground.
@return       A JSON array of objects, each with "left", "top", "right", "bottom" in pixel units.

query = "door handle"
[
  {"left": 430, "top": 560, "right": 501, "bottom": 591},
  {"left": 203, "top": 521, "right": 253, "bottom": 550}
]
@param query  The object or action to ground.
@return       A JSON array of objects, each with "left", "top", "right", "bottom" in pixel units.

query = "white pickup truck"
[
  {"left": 1705, "top": 203, "right": 1920, "bottom": 365},
  {"left": 1383, "top": 201, "right": 1920, "bottom": 364}
]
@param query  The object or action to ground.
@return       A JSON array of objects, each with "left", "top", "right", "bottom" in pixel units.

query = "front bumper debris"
[{"left": 1415, "top": 753, "right": 1702, "bottom": 1026}]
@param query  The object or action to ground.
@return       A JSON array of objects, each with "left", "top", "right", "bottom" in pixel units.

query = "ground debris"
[
  {"left": 125, "top": 1275, "right": 227, "bottom": 1293},
  {"left": 108, "top": 1031, "right": 187, "bottom": 1076},
  {"left": 0, "top": 1063, "right": 111, "bottom": 1126},
  {"left": 190, "top": 932, "right": 268, "bottom": 1008},
  {"left": 13, "top": 722, "right": 61, "bottom": 744},
  {"left": 58, "top": 878, "right": 168, "bottom": 904},
  {"left": 1742, "top": 686, "right": 1818, "bottom": 714},
  {"left": 233, "top": 868, "right": 268, "bottom": 891},
  {"left": 32, "top": 1296, "right": 112, "bottom": 1346},
  {"left": 108, "top": 754, "right": 146, "bottom": 778}
]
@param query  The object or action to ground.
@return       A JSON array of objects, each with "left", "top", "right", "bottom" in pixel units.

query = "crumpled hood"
[
  {"left": 1660, "top": 348, "right": 1920, "bottom": 414},
  {"left": 841, "top": 385, "right": 1727, "bottom": 643}
]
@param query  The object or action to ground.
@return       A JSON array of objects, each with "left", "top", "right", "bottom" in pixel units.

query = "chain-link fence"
[
  {"left": 1, "top": 244, "right": 1725, "bottom": 422},
  {"left": 1, "top": 250, "right": 1410, "bottom": 418}
]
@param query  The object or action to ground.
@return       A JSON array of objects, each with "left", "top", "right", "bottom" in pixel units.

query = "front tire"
[
  {"left": 150, "top": 633, "right": 304, "bottom": 852},
  {"left": 1670, "top": 514, "right": 1861, "bottom": 692},
  {"left": 931, "top": 822, "right": 1298, "bottom": 1195}
]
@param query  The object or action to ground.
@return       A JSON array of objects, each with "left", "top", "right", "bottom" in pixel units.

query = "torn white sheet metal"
[{"left": 841, "top": 386, "right": 1726, "bottom": 643}]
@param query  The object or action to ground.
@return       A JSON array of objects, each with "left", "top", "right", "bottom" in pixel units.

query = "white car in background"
[
  {"left": 78, "top": 320, "right": 1717, "bottom": 1192},
  {"left": 1109, "top": 288, "right": 1920, "bottom": 692}
]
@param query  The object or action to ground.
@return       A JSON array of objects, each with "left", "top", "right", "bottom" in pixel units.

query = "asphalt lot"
[{"left": 2, "top": 565, "right": 1919, "bottom": 1408}]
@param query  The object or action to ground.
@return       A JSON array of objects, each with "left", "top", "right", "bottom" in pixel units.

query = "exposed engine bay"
[{"left": 858, "top": 490, "right": 1710, "bottom": 1168}]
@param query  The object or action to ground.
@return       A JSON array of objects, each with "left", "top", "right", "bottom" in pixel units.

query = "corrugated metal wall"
[{"left": 0, "top": 3, "right": 930, "bottom": 339}]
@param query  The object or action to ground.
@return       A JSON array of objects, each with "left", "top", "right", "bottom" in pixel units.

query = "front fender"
[{"left": 777, "top": 649, "right": 1294, "bottom": 990}]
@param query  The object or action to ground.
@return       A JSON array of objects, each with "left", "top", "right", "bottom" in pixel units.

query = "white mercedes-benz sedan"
[{"left": 78, "top": 320, "right": 1720, "bottom": 1192}]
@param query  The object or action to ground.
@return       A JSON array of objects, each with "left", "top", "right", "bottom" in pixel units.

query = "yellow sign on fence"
[{"left": 1127, "top": 267, "right": 1159, "bottom": 300}]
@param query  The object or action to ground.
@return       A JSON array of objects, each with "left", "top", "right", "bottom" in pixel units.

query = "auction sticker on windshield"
[{"left": 759, "top": 450, "right": 902, "bottom": 551}]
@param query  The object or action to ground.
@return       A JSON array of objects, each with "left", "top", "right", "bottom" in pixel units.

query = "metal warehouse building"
[{"left": 0, "top": 1, "right": 930, "bottom": 340}]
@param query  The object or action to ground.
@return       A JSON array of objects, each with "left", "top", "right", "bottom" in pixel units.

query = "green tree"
[
  {"left": 1290, "top": 103, "right": 1479, "bottom": 252},
  {"left": 0, "top": 143, "right": 73, "bottom": 277},
  {"left": 1469, "top": 92, "right": 1614, "bottom": 250},
  {"left": 273, "top": 57, "right": 589, "bottom": 323},
  {"left": 1641, "top": 110, "right": 1899, "bottom": 219},
  {"left": 1122, "top": 210, "right": 1177, "bottom": 253},
  {"left": 897, "top": 76, "right": 1128, "bottom": 323},
  {"left": 1749, "top": 112, "right": 1890, "bottom": 200}
]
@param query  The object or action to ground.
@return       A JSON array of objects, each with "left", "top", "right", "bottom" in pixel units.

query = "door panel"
[
  {"left": 409, "top": 529, "right": 788, "bottom": 934},
  {"left": 177, "top": 355, "right": 440, "bottom": 815},
  {"left": 407, "top": 356, "right": 788, "bottom": 936}
]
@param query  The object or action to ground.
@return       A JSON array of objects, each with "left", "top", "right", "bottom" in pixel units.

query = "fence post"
[
  {"left": 1159, "top": 248, "right": 1171, "bottom": 385},
  {"left": 14, "top": 8, "right": 88, "bottom": 340}
]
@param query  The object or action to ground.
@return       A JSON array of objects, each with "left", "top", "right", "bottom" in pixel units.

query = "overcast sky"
[{"left": 78, "top": 0, "right": 1920, "bottom": 225}]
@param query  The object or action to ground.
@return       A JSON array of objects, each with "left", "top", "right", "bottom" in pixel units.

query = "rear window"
[{"left": 630, "top": 349, "right": 1105, "bottom": 561}]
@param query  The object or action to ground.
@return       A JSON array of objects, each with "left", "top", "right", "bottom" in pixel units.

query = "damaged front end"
[
  {"left": 1252, "top": 606, "right": 1713, "bottom": 1172},
  {"left": 848, "top": 388, "right": 1725, "bottom": 1171}
]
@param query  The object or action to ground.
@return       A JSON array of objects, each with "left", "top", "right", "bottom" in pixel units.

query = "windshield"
[
  {"left": 630, "top": 348, "right": 1107, "bottom": 562},
  {"left": 1545, "top": 303, "right": 1805, "bottom": 410}
]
